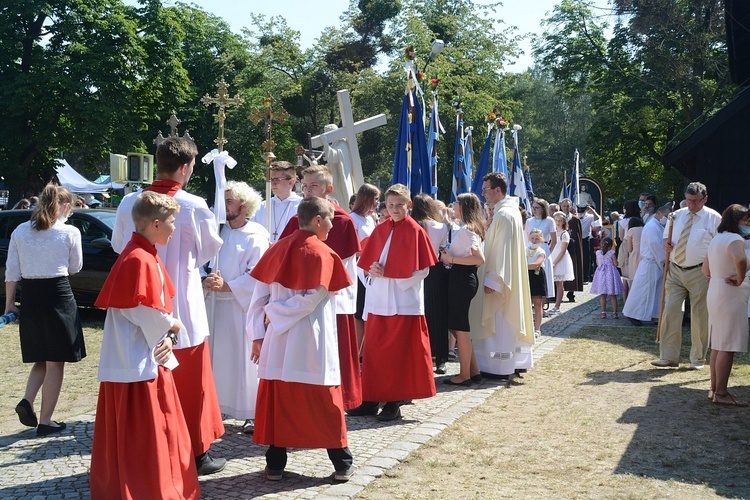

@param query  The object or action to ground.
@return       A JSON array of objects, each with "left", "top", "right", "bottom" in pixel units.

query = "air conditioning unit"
[
  {"left": 109, "top": 154, "right": 128, "bottom": 183},
  {"left": 126, "top": 153, "right": 154, "bottom": 184}
]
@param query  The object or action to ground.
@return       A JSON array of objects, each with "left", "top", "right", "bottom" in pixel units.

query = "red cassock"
[
  {"left": 251, "top": 230, "right": 352, "bottom": 448},
  {"left": 91, "top": 234, "right": 199, "bottom": 500},
  {"left": 146, "top": 180, "right": 225, "bottom": 457},
  {"left": 280, "top": 204, "right": 363, "bottom": 410},
  {"left": 358, "top": 217, "right": 438, "bottom": 402}
]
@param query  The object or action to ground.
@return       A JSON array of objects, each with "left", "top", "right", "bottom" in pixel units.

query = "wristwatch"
[{"left": 166, "top": 332, "right": 178, "bottom": 346}]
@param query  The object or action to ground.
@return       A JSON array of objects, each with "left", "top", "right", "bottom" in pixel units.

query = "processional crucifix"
[
  {"left": 153, "top": 111, "right": 194, "bottom": 147},
  {"left": 248, "top": 92, "right": 289, "bottom": 237},
  {"left": 201, "top": 79, "right": 244, "bottom": 153}
]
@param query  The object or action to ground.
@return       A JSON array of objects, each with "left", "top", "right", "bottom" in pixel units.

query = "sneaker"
[
  {"left": 611, "top": 312, "right": 619, "bottom": 319},
  {"left": 334, "top": 465, "right": 355, "bottom": 482},
  {"left": 650, "top": 359, "right": 679, "bottom": 368},
  {"left": 435, "top": 362, "right": 447, "bottom": 374},
  {"left": 243, "top": 419, "right": 254, "bottom": 434},
  {"left": 196, "top": 453, "right": 227, "bottom": 476},
  {"left": 689, "top": 362, "right": 705, "bottom": 370},
  {"left": 534, "top": 329, "right": 541, "bottom": 338},
  {"left": 447, "top": 351, "right": 458, "bottom": 362},
  {"left": 264, "top": 467, "right": 283, "bottom": 481},
  {"left": 377, "top": 402, "right": 402, "bottom": 421}
]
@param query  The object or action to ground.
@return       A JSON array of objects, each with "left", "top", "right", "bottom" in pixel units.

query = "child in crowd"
[
  {"left": 90, "top": 191, "right": 199, "bottom": 499},
  {"left": 590, "top": 236, "right": 624, "bottom": 318},
  {"left": 351, "top": 184, "right": 438, "bottom": 421},
  {"left": 248, "top": 197, "right": 355, "bottom": 482},
  {"left": 550, "top": 212, "right": 575, "bottom": 311},
  {"left": 526, "top": 228, "right": 547, "bottom": 336}
]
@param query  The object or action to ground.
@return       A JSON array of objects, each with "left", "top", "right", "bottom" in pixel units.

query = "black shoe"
[
  {"left": 435, "top": 362, "right": 447, "bottom": 374},
  {"left": 196, "top": 452, "right": 227, "bottom": 475},
  {"left": 443, "top": 377, "right": 472, "bottom": 387},
  {"left": 627, "top": 317, "right": 643, "bottom": 327},
  {"left": 377, "top": 402, "right": 402, "bottom": 421},
  {"left": 346, "top": 401, "right": 379, "bottom": 416},
  {"left": 471, "top": 374, "right": 483, "bottom": 383},
  {"left": 16, "top": 399, "right": 37, "bottom": 428},
  {"left": 37, "top": 421, "right": 66, "bottom": 437},
  {"left": 567, "top": 292, "right": 575, "bottom": 303}
]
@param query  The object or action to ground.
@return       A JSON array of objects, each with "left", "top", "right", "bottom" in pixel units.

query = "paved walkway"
[{"left": 0, "top": 289, "right": 602, "bottom": 499}]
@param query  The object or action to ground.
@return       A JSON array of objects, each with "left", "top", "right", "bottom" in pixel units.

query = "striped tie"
[{"left": 673, "top": 213, "right": 694, "bottom": 265}]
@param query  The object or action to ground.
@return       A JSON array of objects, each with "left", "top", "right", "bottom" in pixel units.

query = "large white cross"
[{"left": 310, "top": 89, "right": 387, "bottom": 205}]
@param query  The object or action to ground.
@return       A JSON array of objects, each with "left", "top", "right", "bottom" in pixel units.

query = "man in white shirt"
[
  {"left": 251, "top": 161, "right": 302, "bottom": 242},
  {"left": 652, "top": 182, "right": 720, "bottom": 369}
]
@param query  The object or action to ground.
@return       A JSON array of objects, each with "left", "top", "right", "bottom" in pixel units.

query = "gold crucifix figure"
[
  {"left": 248, "top": 92, "right": 289, "bottom": 163},
  {"left": 201, "top": 79, "right": 244, "bottom": 152}
]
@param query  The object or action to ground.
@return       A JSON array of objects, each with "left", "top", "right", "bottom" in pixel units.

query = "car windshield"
[{"left": 82, "top": 210, "right": 116, "bottom": 229}]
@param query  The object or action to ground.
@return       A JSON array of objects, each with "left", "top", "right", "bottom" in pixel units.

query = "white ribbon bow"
[{"left": 201, "top": 149, "right": 237, "bottom": 225}]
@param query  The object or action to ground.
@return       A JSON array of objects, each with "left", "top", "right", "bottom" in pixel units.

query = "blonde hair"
[
  {"left": 31, "top": 184, "right": 75, "bottom": 231},
  {"left": 528, "top": 228, "right": 544, "bottom": 241},
  {"left": 226, "top": 180, "right": 262, "bottom": 219},
  {"left": 553, "top": 211, "right": 569, "bottom": 230},
  {"left": 132, "top": 191, "right": 180, "bottom": 232},
  {"left": 301, "top": 165, "right": 333, "bottom": 187},
  {"left": 384, "top": 183, "right": 410, "bottom": 201}
]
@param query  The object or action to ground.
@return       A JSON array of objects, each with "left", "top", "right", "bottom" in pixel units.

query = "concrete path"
[{"left": 0, "top": 289, "right": 603, "bottom": 499}]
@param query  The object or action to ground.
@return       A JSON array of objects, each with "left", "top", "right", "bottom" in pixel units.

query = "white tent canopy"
[{"left": 54, "top": 160, "right": 124, "bottom": 193}]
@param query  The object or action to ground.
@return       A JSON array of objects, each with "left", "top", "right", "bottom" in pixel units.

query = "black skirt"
[
  {"left": 355, "top": 277, "right": 366, "bottom": 321},
  {"left": 528, "top": 268, "right": 548, "bottom": 298},
  {"left": 19, "top": 277, "right": 85, "bottom": 363},
  {"left": 423, "top": 264, "right": 449, "bottom": 363},
  {"left": 446, "top": 264, "right": 479, "bottom": 332}
]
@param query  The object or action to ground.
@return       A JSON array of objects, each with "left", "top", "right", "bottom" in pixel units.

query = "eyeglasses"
[
  {"left": 270, "top": 177, "right": 293, "bottom": 184},
  {"left": 481, "top": 187, "right": 494, "bottom": 194}
]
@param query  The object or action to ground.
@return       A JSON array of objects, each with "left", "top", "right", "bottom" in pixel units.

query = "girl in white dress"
[{"left": 550, "top": 212, "right": 575, "bottom": 311}]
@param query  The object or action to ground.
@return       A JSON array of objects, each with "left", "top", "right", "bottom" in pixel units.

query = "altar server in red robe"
[
  {"left": 249, "top": 197, "right": 356, "bottom": 482},
  {"left": 279, "top": 165, "right": 362, "bottom": 410},
  {"left": 350, "top": 183, "right": 438, "bottom": 421},
  {"left": 90, "top": 191, "right": 199, "bottom": 500}
]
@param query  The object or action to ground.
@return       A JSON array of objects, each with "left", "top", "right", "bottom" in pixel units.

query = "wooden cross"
[
  {"left": 310, "top": 89, "right": 386, "bottom": 206},
  {"left": 201, "top": 80, "right": 244, "bottom": 152}
]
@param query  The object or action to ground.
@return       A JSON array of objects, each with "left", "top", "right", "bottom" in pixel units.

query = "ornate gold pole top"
[
  {"left": 201, "top": 79, "right": 244, "bottom": 152},
  {"left": 248, "top": 92, "right": 289, "bottom": 165}
]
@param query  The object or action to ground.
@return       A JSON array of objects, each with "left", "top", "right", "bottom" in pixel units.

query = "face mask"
[
  {"left": 638, "top": 200, "right": 646, "bottom": 210},
  {"left": 59, "top": 215, "right": 68, "bottom": 224},
  {"left": 647, "top": 206, "right": 655, "bottom": 213},
  {"left": 739, "top": 225, "right": 750, "bottom": 237},
  {"left": 660, "top": 217, "right": 668, "bottom": 227},
  {"left": 528, "top": 243, "right": 541, "bottom": 249}
]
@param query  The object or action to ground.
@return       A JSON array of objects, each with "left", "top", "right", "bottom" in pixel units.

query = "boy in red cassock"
[{"left": 90, "top": 191, "right": 199, "bottom": 500}]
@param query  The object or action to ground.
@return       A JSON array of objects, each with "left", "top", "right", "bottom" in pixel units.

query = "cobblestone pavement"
[{"left": 0, "top": 288, "right": 603, "bottom": 499}]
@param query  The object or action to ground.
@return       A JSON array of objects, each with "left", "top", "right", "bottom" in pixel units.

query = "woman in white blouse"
[
  {"left": 526, "top": 198, "right": 556, "bottom": 302},
  {"left": 350, "top": 183, "right": 380, "bottom": 351},
  {"left": 440, "top": 193, "right": 485, "bottom": 386},
  {"left": 5, "top": 184, "right": 84, "bottom": 436}
]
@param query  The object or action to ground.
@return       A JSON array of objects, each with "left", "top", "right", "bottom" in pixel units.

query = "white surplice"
[
  {"left": 622, "top": 217, "right": 666, "bottom": 322},
  {"left": 250, "top": 193, "right": 302, "bottom": 242},
  {"left": 113, "top": 189, "right": 223, "bottom": 349},
  {"left": 205, "top": 221, "right": 270, "bottom": 419}
]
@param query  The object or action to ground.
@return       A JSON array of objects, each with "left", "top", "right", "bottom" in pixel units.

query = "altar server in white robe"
[
  {"left": 623, "top": 204, "right": 670, "bottom": 325},
  {"left": 203, "top": 181, "right": 269, "bottom": 434},
  {"left": 470, "top": 173, "right": 535, "bottom": 377},
  {"left": 251, "top": 160, "right": 302, "bottom": 242}
]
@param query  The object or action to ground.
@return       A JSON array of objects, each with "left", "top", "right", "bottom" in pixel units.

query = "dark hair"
[
  {"left": 456, "top": 192, "right": 485, "bottom": 241},
  {"left": 270, "top": 160, "right": 297, "bottom": 175},
  {"left": 717, "top": 204, "right": 750, "bottom": 235},
  {"left": 31, "top": 184, "right": 75, "bottom": 231},
  {"left": 600, "top": 236, "right": 613, "bottom": 254},
  {"left": 645, "top": 194, "right": 658, "bottom": 206},
  {"left": 533, "top": 198, "right": 549, "bottom": 219},
  {"left": 482, "top": 172, "right": 508, "bottom": 194},
  {"left": 623, "top": 200, "right": 640, "bottom": 218},
  {"left": 351, "top": 183, "right": 380, "bottom": 216},
  {"left": 298, "top": 197, "right": 334, "bottom": 228},
  {"left": 685, "top": 182, "right": 707, "bottom": 198},
  {"left": 627, "top": 216, "right": 644, "bottom": 229},
  {"left": 410, "top": 194, "right": 441, "bottom": 226},
  {"left": 156, "top": 137, "right": 198, "bottom": 174}
]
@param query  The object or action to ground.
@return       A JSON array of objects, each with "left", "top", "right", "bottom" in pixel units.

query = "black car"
[{"left": 0, "top": 208, "right": 119, "bottom": 307}]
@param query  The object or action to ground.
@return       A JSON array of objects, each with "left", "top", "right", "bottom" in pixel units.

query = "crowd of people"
[{"left": 5, "top": 136, "right": 750, "bottom": 497}]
